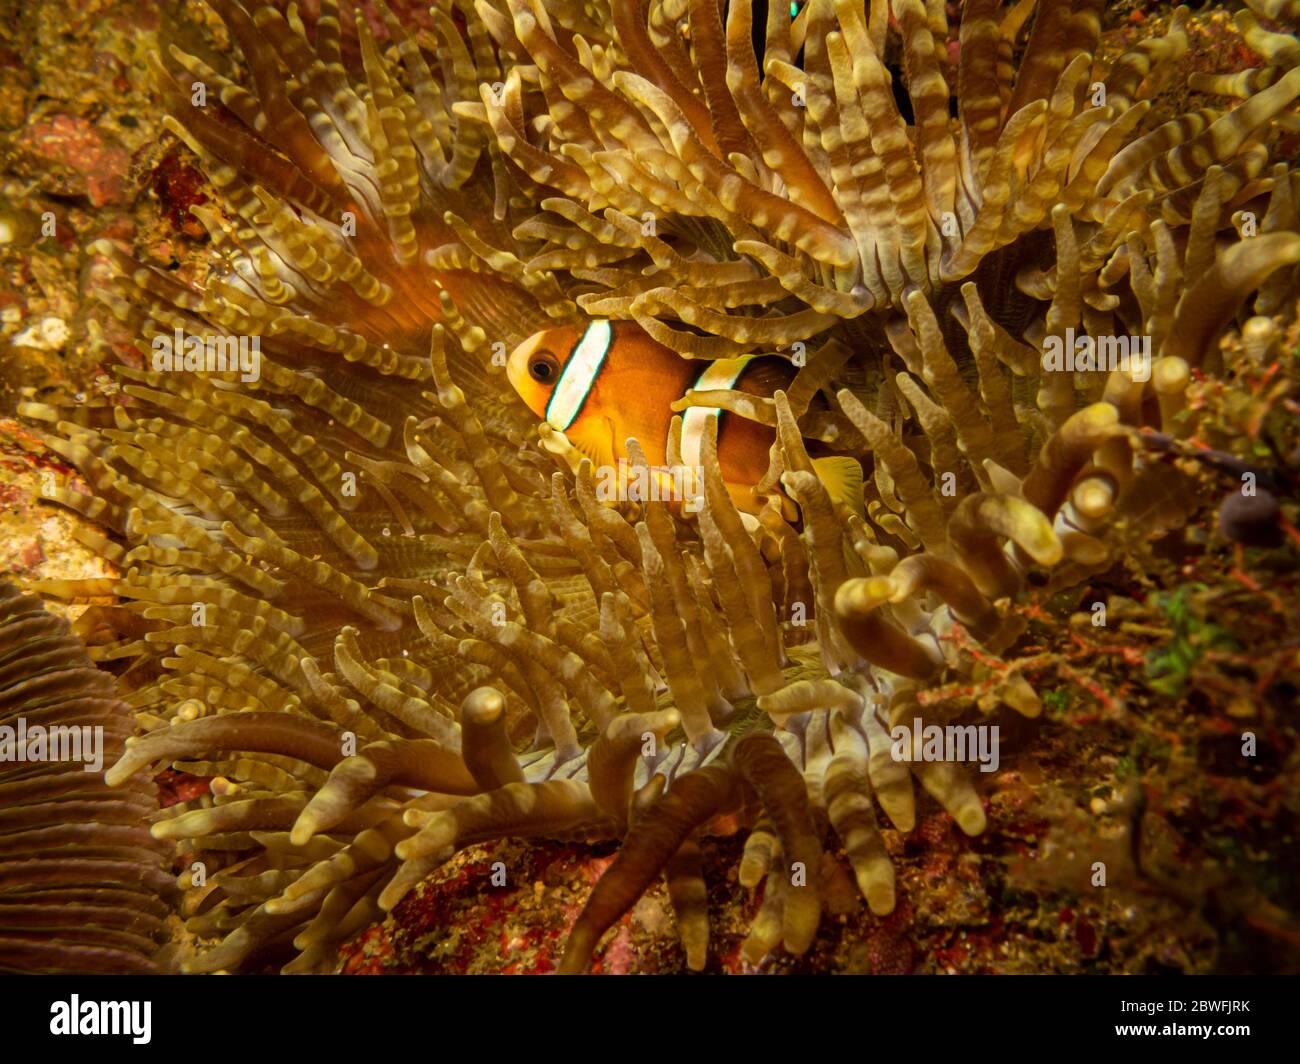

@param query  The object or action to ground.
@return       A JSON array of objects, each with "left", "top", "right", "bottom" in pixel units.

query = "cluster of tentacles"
[{"left": 9, "top": 0, "right": 1300, "bottom": 971}]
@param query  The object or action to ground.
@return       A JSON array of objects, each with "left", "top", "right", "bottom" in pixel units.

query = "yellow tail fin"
[{"left": 811, "top": 456, "right": 864, "bottom": 517}]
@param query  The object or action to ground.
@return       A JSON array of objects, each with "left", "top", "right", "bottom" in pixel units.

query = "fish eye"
[{"left": 529, "top": 352, "right": 560, "bottom": 384}]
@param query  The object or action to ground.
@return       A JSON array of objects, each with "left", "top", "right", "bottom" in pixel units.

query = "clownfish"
[{"left": 506, "top": 318, "right": 862, "bottom": 516}]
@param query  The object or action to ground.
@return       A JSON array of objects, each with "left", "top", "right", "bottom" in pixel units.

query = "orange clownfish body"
[{"left": 506, "top": 319, "right": 860, "bottom": 516}]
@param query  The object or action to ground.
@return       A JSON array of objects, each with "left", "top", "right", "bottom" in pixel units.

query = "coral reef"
[{"left": 1, "top": 0, "right": 1298, "bottom": 974}]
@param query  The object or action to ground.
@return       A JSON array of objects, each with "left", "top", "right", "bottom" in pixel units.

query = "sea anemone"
[{"left": 12, "top": 0, "right": 1300, "bottom": 973}]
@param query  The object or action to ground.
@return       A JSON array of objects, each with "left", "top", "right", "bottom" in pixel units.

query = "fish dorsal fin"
[
  {"left": 811, "top": 456, "right": 864, "bottom": 517},
  {"left": 564, "top": 416, "right": 617, "bottom": 470}
]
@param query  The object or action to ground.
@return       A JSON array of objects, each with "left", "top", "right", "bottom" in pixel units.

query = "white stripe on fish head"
[{"left": 546, "top": 319, "right": 613, "bottom": 431}]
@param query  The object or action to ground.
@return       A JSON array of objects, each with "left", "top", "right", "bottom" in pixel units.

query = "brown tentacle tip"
[
  {"left": 460, "top": 685, "right": 524, "bottom": 790},
  {"left": 730, "top": 733, "right": 823, "bottom": 957},
  {"left": 559, "top": 765, "right": 740, "bottom": 974},
  {"left": 833, "top": 577, "right": 943, "bottom": 681}
]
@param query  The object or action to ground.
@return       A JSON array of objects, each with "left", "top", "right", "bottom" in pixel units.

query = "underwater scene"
[{"left": 0, "top": 0, "right": 1298, "bottom": 985}]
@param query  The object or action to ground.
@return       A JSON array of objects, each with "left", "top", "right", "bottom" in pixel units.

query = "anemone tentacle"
[{"left": 9, "top": 0, "right": 1299, "bottom": 973}]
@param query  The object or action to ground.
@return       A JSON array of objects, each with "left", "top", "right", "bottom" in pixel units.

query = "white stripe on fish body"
[
  {"left": 679, "top": 356, "right": 753, "bottom": 470},
  {"left": 546, "top": 319, "right": 613, "bottom": 431}
]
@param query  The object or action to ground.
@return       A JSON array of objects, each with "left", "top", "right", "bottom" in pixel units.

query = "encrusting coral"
[{"left": 8, "top": 0, "right": 1300, "bottom": 972}]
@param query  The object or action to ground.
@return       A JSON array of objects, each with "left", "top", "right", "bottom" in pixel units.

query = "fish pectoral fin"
[
  {"left": 565, "top": 416, "right": 617, "bottom": 470},
  {"left": 811, "top": 456, "right": 865, "bottom": 518}
]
